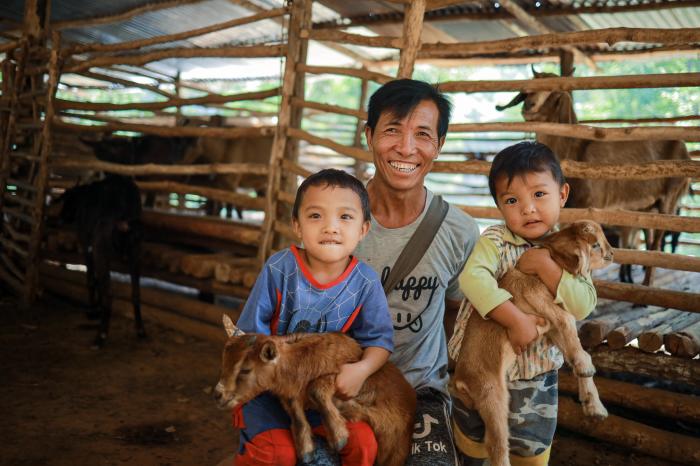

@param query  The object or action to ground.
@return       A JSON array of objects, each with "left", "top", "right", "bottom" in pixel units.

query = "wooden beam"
[
  {"left": 438, "top": 72, "right": 700, "bottom": 93},
  {"left": 298, "top": 64, "right": 394, "bottom": 84},
  {"left": 142, "top": 210, "right": 260, "bottom": 246},
  {"left": 447, "top": 121, "right": 700, "bottom": 142},
  {"left": 50, "top": 158, "right": 269, "bottom": 177},
  {"left": 287, "top": 127, "right": 373, "bottom": 163},
  {"left": 70, "top": 70, "right": 173, "bottom": 98},
  {"left": 557, "top": 396, "right": 700, "bottom": 465},
  {"left": 291, "top": 97, "right": 365, "bottom": 119},
  {"left": 305, "top": 29, "right": 402, "bottom": 49},
  {"left": 136, "top": 181, "right": 266, "bottom": 210},
  {"left": 594, "top": 280, "right": 700, "bottom": 314},
  {"left": 419, "top": 27, "right": 700, "bottom": 58}
]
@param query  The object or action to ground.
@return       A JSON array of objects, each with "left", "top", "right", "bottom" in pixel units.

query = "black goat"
[{"left": 58, "top": 175, "right": 145, "bottom": 348}]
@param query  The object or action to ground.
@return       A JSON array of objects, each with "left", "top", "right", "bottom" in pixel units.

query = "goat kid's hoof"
[
  {"left": 332, "top": 434, "right": 348, "bottom": 452},
  {"left": 581, "top": 398, "right": 608, "bottom": 419}
]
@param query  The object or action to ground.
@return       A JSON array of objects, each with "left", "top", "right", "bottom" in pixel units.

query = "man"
[{"left": 354, "top": 79, "right": 479, "bottom": 465}]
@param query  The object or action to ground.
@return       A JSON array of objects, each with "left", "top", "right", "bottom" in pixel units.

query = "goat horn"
[
  {"left": 531, "top": 64, "right": 540, "bottom": 77},
  {"left": 496, "top": 92, "right": 525, "bottom": 111}
]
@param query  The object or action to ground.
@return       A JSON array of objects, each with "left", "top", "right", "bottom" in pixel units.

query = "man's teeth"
[{"left": 389, "top": 161, "right": 417, "bottom": 173}]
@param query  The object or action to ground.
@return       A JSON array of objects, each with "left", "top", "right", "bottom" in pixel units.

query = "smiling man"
[{"left": 354, "top": 79, "right": 479, "bottom": 465}]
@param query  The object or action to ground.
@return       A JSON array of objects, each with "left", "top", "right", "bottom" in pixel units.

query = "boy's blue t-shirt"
[{"left": 237, "top": 245, "right": 394, "bottom": 352}]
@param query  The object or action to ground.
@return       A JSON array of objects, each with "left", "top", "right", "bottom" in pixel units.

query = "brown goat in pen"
[
  {"left": 497, "top": 70, "right": 690, "bottom": 285},
  {"left": 451, "top": 221, "right": 612, "bottom": 466},
  {"left": 214, "top": 315, "right": 416, "bottom": 466}
]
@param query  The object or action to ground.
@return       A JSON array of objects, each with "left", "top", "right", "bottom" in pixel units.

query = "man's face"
[{"left": 365, "top": 99, "right": 444, "bottom": 194}]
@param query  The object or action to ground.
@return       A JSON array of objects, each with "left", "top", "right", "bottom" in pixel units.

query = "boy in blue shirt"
[{"left": 234, "top": 169, "right": 394, "bottom": 466}]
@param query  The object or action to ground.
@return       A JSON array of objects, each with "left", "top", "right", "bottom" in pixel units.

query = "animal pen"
[{"left": 0, "top": 0, "right": 699, "bottom": 464}]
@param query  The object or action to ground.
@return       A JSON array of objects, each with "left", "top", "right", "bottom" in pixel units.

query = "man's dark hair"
[
  {"left": 366, "top": 79, "right": 452, "bottom": 139},
  {"left": 488, "top": 141, "right": 566, "bottom": 204},
  {"left": 293, "top": 168, "right": 371, "bottom": 222}
]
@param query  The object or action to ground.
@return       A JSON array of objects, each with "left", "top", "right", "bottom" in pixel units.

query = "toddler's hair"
[
  {"left": 292, "top": 169, "right": 371, "bottom": 222},
  {"left": 488, "top": 141, "right": 565, "bottom": 204}
]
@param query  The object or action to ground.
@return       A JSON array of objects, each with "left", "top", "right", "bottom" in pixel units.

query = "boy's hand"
[
  {"left": 506, "top": 312, "right": 546, "bottom": 355},
  {"left": 517, "top": 247, "right": 552, "bottom": 276},
  {"left": 335, "top": 362, "right": 370, "bottom": 400}
]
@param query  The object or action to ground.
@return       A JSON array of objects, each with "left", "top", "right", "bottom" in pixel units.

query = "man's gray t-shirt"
[{"left": 354, "top": 190, "right": 479, "bottom": 395}]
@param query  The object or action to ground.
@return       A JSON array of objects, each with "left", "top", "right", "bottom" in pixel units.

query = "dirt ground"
[
  {"left": 0, "top": 292, "right": 684, "bottom": 466},
  {"left": 0, "top": 294, "right": 235, "bottom": 466}
]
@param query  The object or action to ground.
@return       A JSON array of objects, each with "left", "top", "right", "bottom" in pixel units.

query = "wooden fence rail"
[
  {"left": 50, "top": 158, "right": 269, "bottom": 176},
  {"left": 53, "top": 119, "right": 275, "bottom": 138}
]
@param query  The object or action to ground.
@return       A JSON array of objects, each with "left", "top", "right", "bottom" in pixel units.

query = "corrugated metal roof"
[{"left": 0, "top": 0, "right": 698, "bottom": 78}]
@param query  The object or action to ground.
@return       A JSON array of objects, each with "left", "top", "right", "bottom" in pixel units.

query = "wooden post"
[
  {"left": 24, "top": 30, "right": 60, "bottom": 306},
  {"left": 606, "top": 308, "right": 679, "bottom": 350},
  {"left": 353, "top": 71, "right": 370, "bottom": 182},
  {"left": 560, "top": 49, "right": 574, "bottom": 76},
  {"left": 258, "top": 0, "right": 311, "bottom": 264},
  {"left": 579, "top": 306, "right": 649, "bottom": 348},
  {"left": 638, "top": 312, "right": 700, "bottom": 353},
  {"left": 664, "top": 319, "right": 700, "bottom": 358},
  {"left": 397, "top": 0, "right": 425, "bottom": 78}
]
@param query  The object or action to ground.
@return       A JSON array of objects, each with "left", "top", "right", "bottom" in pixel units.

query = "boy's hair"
[
  {"left": 488, "top": 141, "right": 566, "bottom": 204},
  {"left": 366, "top": 79, "right": 452, "bottom": 139},
  {"left": 292, "top": 169, "right": 371, "bottom": 222}
]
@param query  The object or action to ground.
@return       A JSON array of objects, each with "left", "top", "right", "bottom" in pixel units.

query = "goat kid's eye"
[{"left": 592, "top": 242, "right": 600, "bottom": 249}]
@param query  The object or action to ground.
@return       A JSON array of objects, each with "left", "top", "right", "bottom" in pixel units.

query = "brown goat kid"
[
  {"left": 497, "top": 70, "right": 690, "bottom": 285},
  {"left": 451, "top": 221, "right": 612, "bottom": 466},
  {"left": 214, "top": 315, "right": 416, "bottom": 466}
]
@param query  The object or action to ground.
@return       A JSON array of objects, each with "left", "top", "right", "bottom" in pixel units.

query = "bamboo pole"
[
  {"left": 438, "top": 72, "right": 700, "bottom": 93},
  {"left": 297, "top": 64, "right": 393, "bottom": 85},
  {"left": 71, "top": 70, "right": 173, "bottom": 98},
  {"left": 447, "top": 122, "right": 700, "bottom": 142},
  {"left": 67, "top": 7, "right": 288, "bottom": 55},
  {"left": 55, "top": 86, "right": 280, "bottom": 112},
  {"left": 304, "top": 29, "right": 402, "bottom": 49},
  {"left": 65, "top": 44, "right": 287, "bottom": 73},
  {"left": 397, "top": 0, "right": 425, "bottom": 78},
  {"left": 51, "top": 158, "right": 269, "bottom": 177},
  {"left": 557, "top": 396, "right": 700, "bottom": 465},
  {"left": 638, "top": 313, "right": 700, "bottom": 353},
  {"left": 420, "top": 27, "right": 700, "bottom": 58},
  {"left": 558, "top": 371, "right": 700, "bottom": 424}
]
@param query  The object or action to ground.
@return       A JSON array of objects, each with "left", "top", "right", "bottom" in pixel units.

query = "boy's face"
[
  {"left": 292, "top": 184, "right": 370, "bottom": 267},
  {"left": 495, "top": 170, "right": 569, "bottom": 241},
  {"left": 365, "top": 99, "right": 444, "bottom": 194}
]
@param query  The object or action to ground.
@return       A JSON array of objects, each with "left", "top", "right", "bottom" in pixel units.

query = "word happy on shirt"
[{"left": 381, "top": 266, "right": 440, "bottom": 333}]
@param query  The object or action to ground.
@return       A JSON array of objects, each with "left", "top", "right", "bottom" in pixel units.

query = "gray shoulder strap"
[{"left": 383, "top": 195, "right": 449, "bottom": 295}]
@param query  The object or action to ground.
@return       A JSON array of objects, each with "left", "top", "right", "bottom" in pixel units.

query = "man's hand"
[{"left": 335, "top": 362, "right": 370, "bottom": 400}]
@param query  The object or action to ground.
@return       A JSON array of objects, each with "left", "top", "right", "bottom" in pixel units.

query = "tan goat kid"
[
  {"left": 451, "top": 221, "right": 612, "bottom": 466},
  {"left": 214, "top": 316, "right": 417, "bottom": 466},
  {"left": 497, "top": 70, "right": 690, "bottom": 285}
]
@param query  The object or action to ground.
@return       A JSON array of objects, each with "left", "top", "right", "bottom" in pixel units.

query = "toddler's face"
[
  {"left": 494, "top": 170, "right": 569, "bottom": 241},
  {"left": 292, "top": 185, "right": 370, "bottom": 267}
]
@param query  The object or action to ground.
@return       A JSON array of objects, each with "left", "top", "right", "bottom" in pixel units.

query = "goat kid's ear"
[
  {"left": 260, "top": 341, "right": 278, "bottom": 363},
  {"left": 573, "top": 240, "right": 592, "bottom": 276}
]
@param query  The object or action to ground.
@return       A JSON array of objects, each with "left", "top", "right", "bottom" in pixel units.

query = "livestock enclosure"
[{"left": 1, "top": 0, "right": 699, "bottom": 465}]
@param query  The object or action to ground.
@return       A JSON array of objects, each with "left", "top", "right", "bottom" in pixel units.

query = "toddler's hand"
[
  {"left": 517, "top": 248, "right": 553, "bottom": 276},
  {"left": 335, "top": 362, "right": 369, "bottom": 400},
  {"left": 507, "top": 313, "right": 546, "bottom": 355}
]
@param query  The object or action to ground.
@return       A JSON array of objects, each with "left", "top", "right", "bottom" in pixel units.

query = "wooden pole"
[
  {"left": 51, "top": 158, "right": 269, "bottom": 177},
  {"left": 594, "top": 280, "right": 700, "bottom": 314},
  {"left": 606, "top": 308, "right": 680, "bottom": 350},
  {"left": 297, "top": 65, "right": 393, "bottom": 85},
  {"left": 558, "top": 371, "right": 700, "bottom": 424},
  {"left": 579, "top": 306, "right": 650, "bottom": 348},
  {"left": 136, "top": 181, "right": 266, "bottom": 210},
  {"left": 353, "top": 72, "right": 370, "bottom": 182},
  {"left": 664, "top": 320, "right": 700, "bottom": 358},
  {"left": 397, "top": 0, "right": 425, "bottom": 78},
  {"left": 142, "top": 211, "right": 260, "bottom": 247},
  {"left": 557, "top": 396, "right": 700, "bottom": 465},
  {"left": 638, "top": 312, "right": 700, "bottom": 353},
  {"left": 258, "top": 0, "right": 311, "bottom": 264},
  {"left": 590, "top": 346, "right": 699, "bottom": 387}
]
